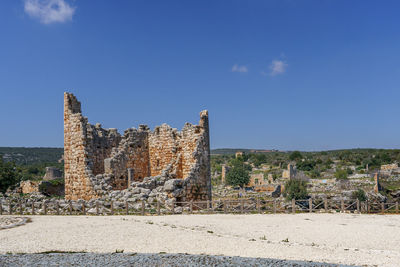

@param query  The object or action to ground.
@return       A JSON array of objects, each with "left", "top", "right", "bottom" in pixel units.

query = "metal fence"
[{"left": 0, "top": 198, "right": 399, "bottom": 216}]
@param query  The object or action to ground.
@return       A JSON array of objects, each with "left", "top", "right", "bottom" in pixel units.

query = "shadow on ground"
[{"left": 0, "top": 252, "right": 359, "bottom": 266}]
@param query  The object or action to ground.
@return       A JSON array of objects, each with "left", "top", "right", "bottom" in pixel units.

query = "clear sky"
[{"left": 1, "top": 0, "right": 400, "bottom": 151}]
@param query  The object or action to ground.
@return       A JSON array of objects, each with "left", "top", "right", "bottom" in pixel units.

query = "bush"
[
  {"left": 297, "top": 160, "right": 316, "bottom": 171},
  {"left": 283, "top": 179, "right": 308, "bottom": 200},
  {"left": 226, "top": 166, "right": 250, "bottom": 188},
  {"left": 334, "top": 169, "right": 348, "bottom": 180},
  {"left": 352, "top": 189, "right": 367, "bottom": 201},
  {"left": 309, "top": 169, "right": 321, "bottom": 178}
]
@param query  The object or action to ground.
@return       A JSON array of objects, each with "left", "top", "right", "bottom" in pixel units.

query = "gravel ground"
[
  {"left": 0, "top": 253, "right": 354, "bottom": 267},
  {"left": 1, "top": 214, "right": 399, "bottom": 266}
]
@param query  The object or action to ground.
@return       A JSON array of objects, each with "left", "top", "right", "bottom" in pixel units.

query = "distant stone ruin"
[
  {"left": 221, "top": 164, "right": 230, "bottom": 184},
  {"left": 19, "top": 166, "right": 64, "bottom": 196},
  {"left": 282, "top": 163, "right": 297, "bottom": 179},
  {"left": 64, "top": 93, "right": 211, "bottom": 203},
  {"left": 43, "top": 167, "right": 63, "bottom": 181},
  {"left": 374, "top": 172, "right": 383, "bottom": 193}
]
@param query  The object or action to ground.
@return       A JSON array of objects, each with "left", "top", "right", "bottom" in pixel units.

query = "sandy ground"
[{"left": 1, "top": 214, "right": 399, "bottom": 266}]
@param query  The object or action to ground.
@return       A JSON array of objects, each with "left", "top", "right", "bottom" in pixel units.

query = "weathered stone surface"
[
  {"left": 19, "top": 180, "right": 40, "bottom": 194},
  {"left": 64, "top": 93, "right": 211, "bottom": 203},
  {"left": 43, "top": 167, "right": 63, "bottom": 181}
]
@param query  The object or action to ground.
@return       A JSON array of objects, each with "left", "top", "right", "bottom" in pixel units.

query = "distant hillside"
[
  {"left": 0, "top": 147, "right": 63, "bottom": 165},
  {"left": 211, "top": 148, "right": 278, "bottom": 155}
]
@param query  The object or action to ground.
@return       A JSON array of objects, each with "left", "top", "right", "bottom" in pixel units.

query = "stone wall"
[
  {"left": 20, "top": 181, "right": 40, "bottom": 194},
  {"left": 381, "top": 163, "right": 399, "bottom": 171},
  {"left": 282, "top": 163, "right": 297, "bottom": 179},
  {"left": 43, "top": 167, "right": 63, "bottom": 181},
  {"left": 64, "top": 93, "right": 98, "bottom": 200},
  {"left": 64, "top": 93, "right": 211, "bottom": 203}
]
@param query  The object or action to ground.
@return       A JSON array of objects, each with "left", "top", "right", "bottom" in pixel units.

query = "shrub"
[
  {"left": 334, "top": 169, "right": 348, "bottom": 180},
  {"left": 283, "top": 179, "right": 308, "bottom": 200},
  {"left": 352, "top": 189, "right": 367, "bottom": 201}
]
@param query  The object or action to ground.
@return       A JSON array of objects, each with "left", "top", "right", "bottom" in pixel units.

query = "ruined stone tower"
[{"left": 64, "top": 92, "right": 211, "bottom": 202}]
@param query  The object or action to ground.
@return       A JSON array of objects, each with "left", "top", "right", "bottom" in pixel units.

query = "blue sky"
[{"left": 1, "top": 0, "right": 400, "bottom": 151}]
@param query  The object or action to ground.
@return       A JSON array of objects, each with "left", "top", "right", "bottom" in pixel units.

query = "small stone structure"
[
  {"left": 43, "top": 167, "right": 63, "bottom": 181},
  {"left": 19, "top": 167, "right": 64, "bottom": 195},
  {"left": 282, "top": 163, "right": 297, "bottom": 179},
  {"left": 19, "top": 180, "right": 40, "bottom": 194},
  {"left": 247, "top": 173, "right": 266, "bottom": 187},
  {"left": 374, "top": 172, "right": 382, "bottom": 193},
  {"left": 221, "top": 164, "right": 230, "bottom": 184},
  {"left": 64, "top": 93, "right": 211, "bottom": 203},
  {"left": 235, "top": 152, "right": 243, "bottom": 158},
  {"left": 381, "top": 163, "right": 398, "bottom": 171}
]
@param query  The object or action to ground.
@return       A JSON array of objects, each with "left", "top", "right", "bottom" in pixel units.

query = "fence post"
[
  {"left": 82, "top": 201, "right": 86, "bottom": 215},
  {"left": 367, "top": 200, "right": 370, "bottom": 213},
  {"left": 31, "top": 200, "right": 35, "bottom": 215},
  {"left": 43, "top": 201, "right": 47, "bottom": 215},
  {"left": 207, "top": 200, "right": 210, "bottom": 213},
  {"left": 292, "top": 198, "right": 295, "bottom": 214},
  {"left": 171, "top": 200, "right": 175, "bottom": 214},
  {"left": 356, "top": 199, "right": 360, "bottom": 213},
  {"left": 141, "top": 200, "right": 145, "bottom": 216},
  {"left": 324, "top": 198, "right": 328, "bottom": 212},
  {"left": 9, "top": 201, "right": 12, "bottom": 215},
  {"left": 257, "top": 198, "right": 261, "bottom": 214},
  {"left": 190, "top": 200, "right": 193, "bottom": 214},
  {"left": 273, "top": 199, "right": 277, "bottom": 214},
  {"left": 31, "top": 201, "right": 35, "bottom": 215},
  {"left": 95, "top": 201, "right": 99, "bottom": 215},
  {"left": 381, "top": 202, "right": 385, "bottom": 214},
  {"left": 55, "top": 201, "right": 59, "bottom": 215},
  {"left": 19, "top": 200, "right": 23, "bottom": 215},
  {"left": 69, "top": 201, "right": 73, "bottom": 215},
  {"left": 341, "top": 198, "right": 344, "bottom": 213},
  {"left": 125, "top": 201, "right": 129, "bottom": 215},
  {"left": 223, "top": 200, "right": 227, "bottom": 214},
  {"left": 110, "top": 201, "right": 114, "bottom": 215},
  {"left": 157, "top": 201, "right": 160, "bottom": 215},
  {"left": 241, "top": 199, "right": 244, "bottom": 214},
  {"left": 0, "top": 201, "right": 3, "bottom": 215},
  {"left": 396, "top": 202, "right": 399, "bottom": 214},
  {"left": 309, "top": 198, "right": 312, "bottom": 213}
]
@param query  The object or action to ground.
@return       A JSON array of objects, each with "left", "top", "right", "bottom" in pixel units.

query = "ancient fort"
[{"left": 64, "top": 93, "right": 211, "bottom": 202}]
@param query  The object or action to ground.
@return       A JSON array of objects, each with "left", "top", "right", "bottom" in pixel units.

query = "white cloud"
[
  {"left": 24, "top": 0, "right": 75, "bottom": 24},
  {"left": 232, "top": 64, "right": 248, "bottom": 73},
  {"left": 269, "top": 60, "right": 287, "bottom": 76}
]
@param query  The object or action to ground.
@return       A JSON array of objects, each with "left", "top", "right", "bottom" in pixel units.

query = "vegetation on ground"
[{"left": 283, "top": 179, "right": 308, "bottom": 200}]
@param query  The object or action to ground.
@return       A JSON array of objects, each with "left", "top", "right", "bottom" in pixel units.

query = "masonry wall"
[
  {"left": 64, "top": 92, "right": 211, "bottom": 202},
  {"left": 148, "top": 124, "right": 180, "bottom": 177},
  {"left": 64, "top": 93, "right": 98, "bottom": 200}
]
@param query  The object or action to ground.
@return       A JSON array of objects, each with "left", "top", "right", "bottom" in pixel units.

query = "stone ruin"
[
  {"left": 64, "top": 93, "right": 211, "bottom": 205},
  {"left": 19, "top": 167, "right": 64, "bottom": 196},
  {"left": 43, "top": 167, "right": 63, "bottom": 181},
  {"left": 282, "top": 163, "right": 297, "bottom": 179}
]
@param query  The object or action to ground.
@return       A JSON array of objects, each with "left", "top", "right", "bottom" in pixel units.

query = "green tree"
[
  {"left": 0, "top": 156, "right": 20, "bottom": 194},
  {"left": 297, "top": 160, "right": 316, "bottom": 171},
  {"left": 226, "top": 166, "right": 250, "bottom": 187},
  {"left": 289, "top": 151, "right": 302, "bottom": 161},
  {"left": 283, "top": 179, "right": 308, "bottom": 200}
]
